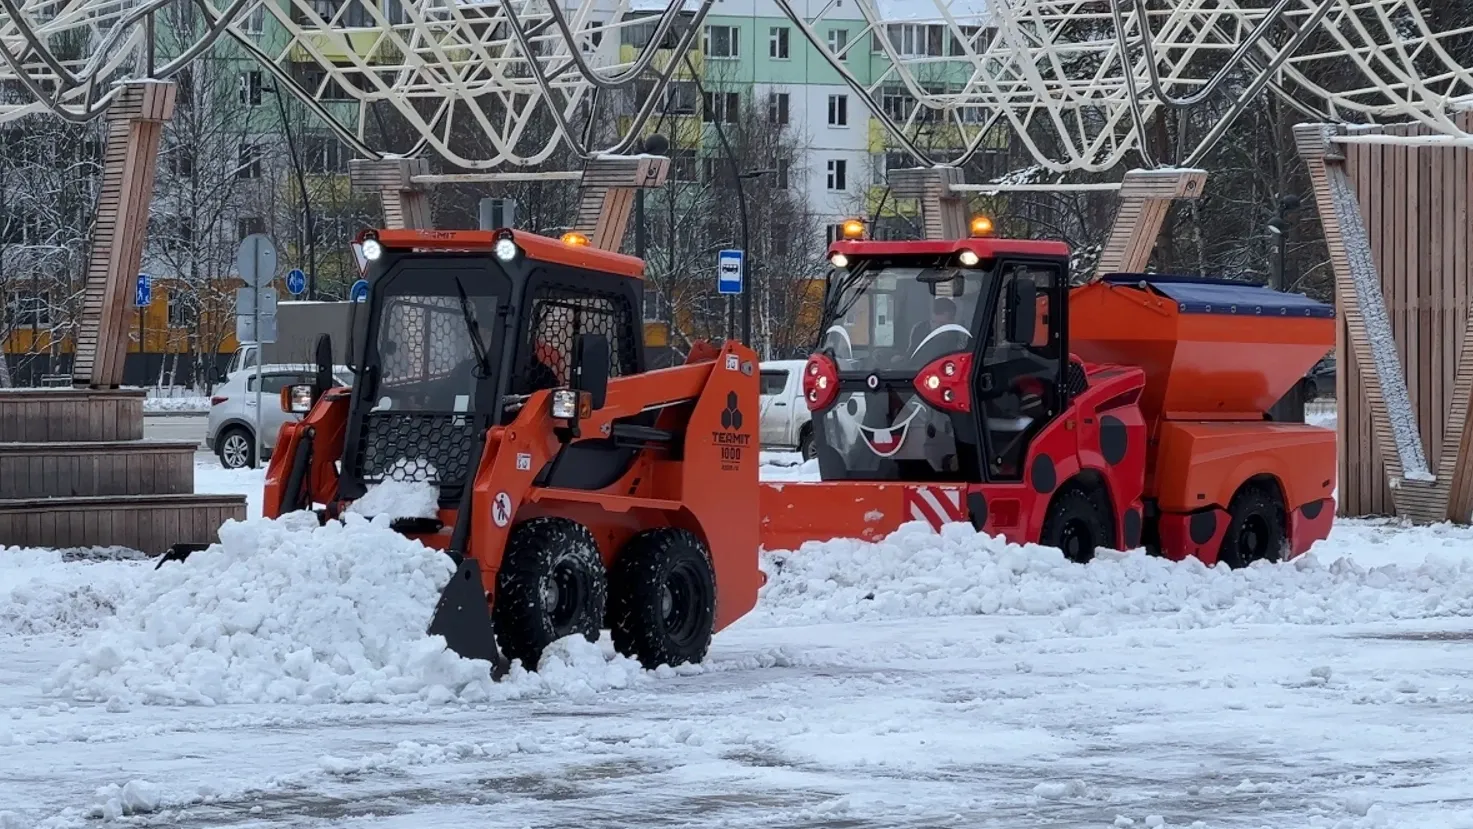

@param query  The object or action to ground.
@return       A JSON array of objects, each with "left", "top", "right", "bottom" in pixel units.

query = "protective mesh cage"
[
  {"left": 356, "top": 294, "right": 491, "bottom": 489},
  {"left": 512, "top": 283, "right": 638, "bottom": 396}
]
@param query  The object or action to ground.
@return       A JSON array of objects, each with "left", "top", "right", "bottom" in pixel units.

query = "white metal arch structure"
[
  {"left": 0, "top": 0, "right": 712, "bottom": 167},
  {"left": 775, "top": 0, "right": 1473, "bottom": 174}
]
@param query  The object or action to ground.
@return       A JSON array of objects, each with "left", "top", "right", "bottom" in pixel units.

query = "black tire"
[
  {"left": 1217, "top": 485, "right": 1286, "bottom": 569},
  {"left": 609, "top": 528, "right": 717, "bottom": 669},
  {"left": 1040, "top": 486, "right": 1112, "bottom": 564},
  {"left": 216, "top": 426, "right": 255, "bottom": 469},
  {"left": 493, "top": 517, "right": 608, "bottom": 669},
  {"left": 798, "top": 425, "right": 816, "bottom": 461}
]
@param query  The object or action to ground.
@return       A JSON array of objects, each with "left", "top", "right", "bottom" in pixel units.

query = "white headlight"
[
  {"left": 361, "top": 239, "right": 383, "bottom": 261},
  {"left": 551, "top": 389, "right": 579, "bottom": 420},
  {"left": 958, "top": 249, "right": 980, "bottom": 267},
  {"left": 829, "top": 253, "right": 849, "bottom": 269},
  {"left": 494, "top": 238, "right": 518, "bottom": 261}
]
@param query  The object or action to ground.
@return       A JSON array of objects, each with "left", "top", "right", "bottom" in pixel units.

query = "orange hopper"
[{"left": 1069, "top": 274, "right": 1333, "bottom": 422}]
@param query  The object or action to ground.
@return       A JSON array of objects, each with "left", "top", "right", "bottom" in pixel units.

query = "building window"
[
  {"left": 239, "top": 71, "right": 263, "bottom": 106},
  {"left": 826, "top": 159, "right": 847, "bottom": 191},
  {"left": 703, "top": 90, "right": 741, "bottom": 124},
  {"left": 881, "top": 87, "right": 913, "bottom": 121},
  {"left": 776, "top": 158, "right": 790, "bottom": 189},
  {"left": 828, "top": 28, "right": 849, "bottom": 57},
  {"left": 297, "top": 66, "right": 353, "bottom": 101},
  {"left": 241, "top": 5, "right": 264, "bottom": 34},
  {"left": 665, "top": 81, "right": 698, "bottom": 114},
  {"left": 768, "top": 92, "right": 789, "bottom": 125},
  {"left": 237, "top": 145, "right": 261, "bottom": 179},
  {"left": 669, "top": 148, "right": 697, "bottom": 181},
  {"left": 168, "top": 145, "right": 194, "bottom": 179},
  {"left": 704, "top": 25, "right": 739, "bottom": 58},
  {"left": 167, "top": 291, "right": 197, "bottom": 329},
  {"left": 887, "top": 23, "right": 945, "bottom": 57},
  {"left": 9, "top": 289, "right": 48, "bottom": 326},
  {"left": 642, "top": 288, "right": 668, "bottom": 321},
  {"left": 304, "top": 133, "right": 350, "bottom": 173},
  {"left": 237, "top": 217, "right": 266, "bottom": 240},
  {"left": 701, "top": 158, "right": 731, "bottom": 185},
  {"left": 768, "top": 26, "right": 789, "bottom": 59},
  {"left": 827, "top": 94, "right": 848, "bottom": 127},
  {"left": 825, "top": 224, "right": 846, "bottom": 244}
]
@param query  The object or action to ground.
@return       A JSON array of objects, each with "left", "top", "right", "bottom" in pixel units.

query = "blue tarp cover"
[{"left": 1100, "top": 273, "right": 1333, "bottom": 318}]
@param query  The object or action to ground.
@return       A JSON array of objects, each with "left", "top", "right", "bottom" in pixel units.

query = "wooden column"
[
  {"left": 573, "top": 155, "right": 670, "bottom": 252},
  {"left": 350, "top": 158, "right": 433, "bottom": 229},
  {"left": 1294, "top": 122, "right": 1473, "bottom": 523},
  {"left": 72, "top": 81, "right": 176, "bottom": 388},
  {"left": 1094, "top": 168, "right": 1208, "bottom": 275},
  {"left": 888, "top": 167, "right": 969, "bottom": 240}
]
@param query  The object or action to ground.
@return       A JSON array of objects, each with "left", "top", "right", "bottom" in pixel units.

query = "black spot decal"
[
  {"left": 1301, "top": 498, "right": 1324, "bottom": 520},
  {"left": 1189, "top": 510, "right": 1217, "bottom": 545},
  {"left": 720, "top": 391, "right": 743, "bottom": 430},
  {"left": 968, "top": 491, "right": 988, "bottom": 530},
  {"left": 1030, "top": 454, "right": 1056, "bottom": 494},
  {"left": 1124, "top": 508, "right": 1142, "bottom": 549},
  {"left": 1100, "top": 415, "right": 1129, "bottom": 466}
]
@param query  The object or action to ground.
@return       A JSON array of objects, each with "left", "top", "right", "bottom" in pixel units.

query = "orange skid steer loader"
[{"left": 172, "top": 228, "right": 764, "bottom": 672}]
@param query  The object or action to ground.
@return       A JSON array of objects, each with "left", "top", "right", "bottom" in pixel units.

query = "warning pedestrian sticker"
[{"left": 492, "top": 492, "right": 513, "bottom": 527}]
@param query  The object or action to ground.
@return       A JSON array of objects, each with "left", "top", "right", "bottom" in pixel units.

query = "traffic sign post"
[
  {"left": 235, "top": 234, "right": 279, "bottom": 469},
  {"left": 717, "top": 249, "right": 743, "bottom": 295},
  {"left": 350, "top": 279, "right": 369, "bottom": 303},
  {"left": 286, "top": 268, "right": 307, "bottom": 296},
  {"left": 135, "top": 274, "right": 150, "bottom": 361}
]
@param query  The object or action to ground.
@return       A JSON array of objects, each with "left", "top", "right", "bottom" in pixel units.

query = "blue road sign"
[
  {"left": 286, "top": 268, "right": 307, "bottom": 296},
  {"left": 717, "top": 249, "right": 743, "bottom": 295},
  {"left": 135, "top": 273, "right": 151, "bottom": 307},
  {"left": 350, "top": 279, "right": 370, "bottom": 303}
]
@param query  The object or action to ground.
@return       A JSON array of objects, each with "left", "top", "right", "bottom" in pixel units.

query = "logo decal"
[
  {"left": 492, "top": 492, "right": 513, "bottom": 527},
  {"left": 515, "top": 453, "right": 531, "bottom": 471},
  {"left": 720, "top": 391, "right": 743, "bottom": 430},
  {"left": 712, "top": 391, "right": 750, "bottom": 471}
]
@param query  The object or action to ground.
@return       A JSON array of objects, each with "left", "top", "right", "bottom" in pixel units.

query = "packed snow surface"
[
  {"left": 345, "top": 480, "right": 440, "bottom": 520},
  {"left": 47, "top": 512, "right": 499, "bottom": 706}
]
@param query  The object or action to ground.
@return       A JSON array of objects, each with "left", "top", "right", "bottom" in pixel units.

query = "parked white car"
[
  {"left": 759, "top": 359, "right": 816, "bottom": 459},
  {"left": 206, "top": 364, "right": 353, "bottom": 469}
]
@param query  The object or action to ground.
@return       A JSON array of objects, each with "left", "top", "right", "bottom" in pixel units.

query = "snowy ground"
[{"left": 21, "top": 400, "right": 1473, "bottom": 829}]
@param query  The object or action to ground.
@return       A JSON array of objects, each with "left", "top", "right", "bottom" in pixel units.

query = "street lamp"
[
  {"left": 1267, "top": 194, "right": 1301, "bottom": 292},
  {"left": 265, "top": 83, "right": 317, "bottom": 301},
  {"left": 734, "top": 167, "right": 776, "bottom": 348}
]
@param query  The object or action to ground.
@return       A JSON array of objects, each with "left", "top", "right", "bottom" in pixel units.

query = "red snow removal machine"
[
  {"left": 760, "top": 219, "right": 1336, "bottom": 567},
  {"left": 192, "top": 228, "right": 764, "bottom": 671}
]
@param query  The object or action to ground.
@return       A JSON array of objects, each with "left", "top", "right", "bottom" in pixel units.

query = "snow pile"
[
  {"left": 756, "top": 521, "right": 1473, "bottom": 630},
  {"left": 0, "top": 549, "right": 137, "bottom": 637},
  {"left": 346, "top": 480, "right": 440, "bottom": 520},
  {"left": 47, "top": 512, "right": 497, "bottom": 706},
  {"left": 141, "top": 395, "right": 210, "bottom": 413}
]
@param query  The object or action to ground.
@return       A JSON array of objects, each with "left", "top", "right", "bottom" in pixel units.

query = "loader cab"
[
  {"left": 805, "top": 231, "right": 1073, "bottom": 484},
  {"left": 335, "top": 229, "right": 646, "bottom": 504}
]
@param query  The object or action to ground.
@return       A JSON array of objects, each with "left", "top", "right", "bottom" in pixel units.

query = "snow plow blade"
[{"left": 428, "top": 557, "right": 504, "bottom": 671}]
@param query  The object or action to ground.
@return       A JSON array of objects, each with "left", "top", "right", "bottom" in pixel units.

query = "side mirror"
[
  {"left": 572, "top": 332, "right": 610, "bottom": 410},
  {"left": 1007, "top": 279, "right": 1037, "bottom": 345},
  {"left": 312, "top": 334, "right": 334, "bottom": 402}
]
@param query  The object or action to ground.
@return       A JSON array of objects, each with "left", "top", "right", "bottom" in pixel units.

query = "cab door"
[{"left": 973, "top": 260, "right": 1065, "bottom": 481}]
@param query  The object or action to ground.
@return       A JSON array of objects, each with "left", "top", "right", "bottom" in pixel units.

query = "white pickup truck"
[{"left": 759, "top": 359, "right": 816, "bottom": 459}]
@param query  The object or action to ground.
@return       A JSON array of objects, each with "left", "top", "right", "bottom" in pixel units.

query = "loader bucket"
[{"left": 427, "top": 558, "right": 504, "bottom": 671}]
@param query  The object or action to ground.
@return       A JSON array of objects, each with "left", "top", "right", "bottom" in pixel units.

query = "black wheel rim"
[
  {"left": 1238, "top": 514, "right": 1272, "bottom": 563},
  {"left": 661, "top": 561, "right": 705, "bottom": 644},
  {"left": 1060, "top": 518, "right": 1095, "bottom": 563},
  {"left": 544, "top": 556, "right": 586, "bottom": 629}
]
